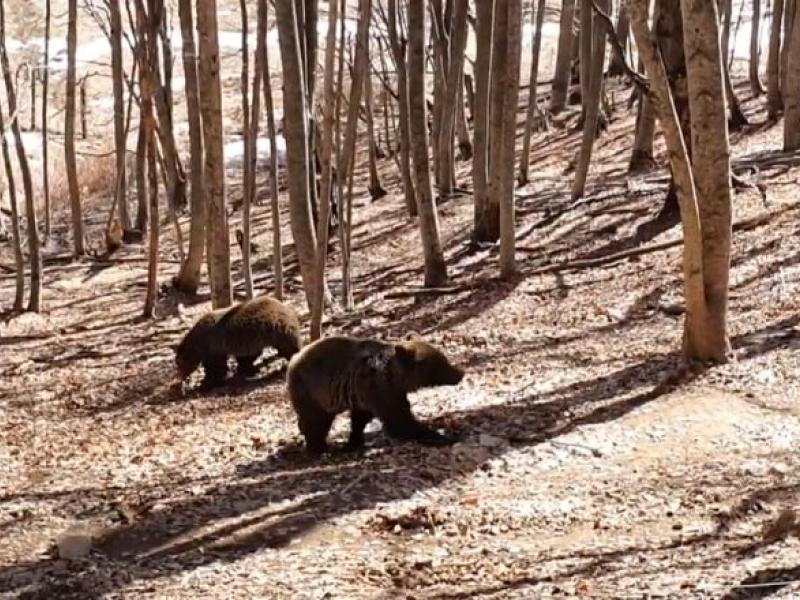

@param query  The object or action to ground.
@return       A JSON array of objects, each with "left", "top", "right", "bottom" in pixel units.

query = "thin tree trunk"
[
  {"left": 488, "top": 0, "right": 509, "bottom": 243},
  {"left": 388, "top": 0, "right": 417, "bottom": 217},
  {"left": 143, "top": 128, "right": 159, "bottom": 317},
  {"left": 365, "top": 70, "right": 386, "bottom": 200},
  {"left": 0, "top": 0, "right": 41, "bottom": 311},
  {"left": 499, "top": 0, "right": 521, "bottom": 278},
  {"left": 0, "top": 90, "right": 23, "bottom": 310},
  {"left": 629, "top": 88, "right": 656, "bottom": 171},
  {"left": 720, "top": 0, "right": 749, "bottom": 130},
  {"left": 519, "top": 0, "right": 546, "bottom": 186},
  {"left": 408, "top": 0, "right": 447, "bottom": 286},
  {"left": 261, "top": 0, "right": 283, "bottom": 300},
  {"left": 784, "top": 0, "right": 800, "bottom": 149},
  {"left": 110, "top": 0, "right": 130, "bottom": 231},
  {"left": 310, "top": 0, "right": 339, "bottom": 341},
  {"left": 135, "top": 113, "right": 148, "bottom": 232},
  {"left": 472, "top": 0, "right": 495, "bottom": 241},
  {"left": 608, "top": 1, "right": 630, "bottom": 76},
  {"left": 42, "top": 0, "right": 51, "bottom": 239},
  {"left": 197, "top": 0, "right": 232, "bottom": 308},
  {"left": 550, "top": 0, "right": 576, "bottom": 113},
  {"left": 781, "top": 0, "right": 796, "bottom": 97},
  {"left": 766, "top": 0, "right": 784, "bottom": 117},
  {"left": 275, "top": 0, "right": 318, "bottom": 309},
  {"left": 65, "top": 0, "right": 85, "bottom": 256},
  {"left": 438, "top": 0, "right": 468, "bottom": 196},
  {"left": 571, "top": 0, "right": 609, "bottom": 201},
  {"left": 173, "top": 0, "right": 206, "bottom": 294},
  {"left": 750, "top": 0, "right": 764, "bottom": 95},
  {"left": 456, "top": 76, "right": 472, "bottom": 160},
  {"left": 239, "top": 0, "right": 254, "bottom": 298}
]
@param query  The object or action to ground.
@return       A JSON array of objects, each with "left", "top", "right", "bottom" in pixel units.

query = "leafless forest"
[{"left": 1, "top": 0, "right": 799, "bottom": 597}]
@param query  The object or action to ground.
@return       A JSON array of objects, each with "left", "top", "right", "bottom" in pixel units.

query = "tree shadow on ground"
[{"left": 1, "top": 314, "right": 796, "bottom": 599}]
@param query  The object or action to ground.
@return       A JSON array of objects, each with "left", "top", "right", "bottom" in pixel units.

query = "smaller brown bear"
[
  {"left": 286, "top": 336, "right": 464, "bottom": 454},
  {"left": 175, "top": 295, "right": 302, "bottom": 388}
]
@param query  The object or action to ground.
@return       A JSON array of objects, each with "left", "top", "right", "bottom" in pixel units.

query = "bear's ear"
[
  {"left": 394, "top": 343, "right": 417, "bottom": 367},
  {"left": 404, "top": 330, "right": 420, "bottom": 341}
]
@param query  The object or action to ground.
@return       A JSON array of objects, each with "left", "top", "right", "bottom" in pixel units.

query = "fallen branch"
[{"left": 384, "top": 285, "right": 472, "bottom": 300}]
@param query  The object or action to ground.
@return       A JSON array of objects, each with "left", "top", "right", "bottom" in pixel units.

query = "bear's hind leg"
[
  {"left": 236, "top": 353, "right": 261, "bottom": 377},
  {"left": 201, "top": 354, "right": 228, "bottom": 388},
  {"left": 344, "top": 409, "right": 374, "bottom": 450},
  {"left": 290, "top": 379, "right": 335, "bottom": 454}
]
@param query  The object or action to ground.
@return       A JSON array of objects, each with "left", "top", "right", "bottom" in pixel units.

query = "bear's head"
[{"left": 394, "top": 340, "right": 464, "bottom": 392}]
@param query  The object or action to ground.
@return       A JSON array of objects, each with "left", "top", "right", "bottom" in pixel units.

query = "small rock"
[{"left": 478, "top": 433, "right": 505, "bottom": 448}]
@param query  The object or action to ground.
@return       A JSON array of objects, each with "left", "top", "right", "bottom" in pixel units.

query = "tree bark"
[
  {"left": 42, "top": 0, "right": 51, "bottom": 239},
  {"left": 488, "top": 0, "right": 509, "bottom": 244},
  {"left": 720, "top": 0, "right": 749, "bottom": 130},
  {"left": 608, "top": 1, "right": 630, "bottom": 76},
  {"left": 173, "top": 0, "right": 206, "bottom": 294},
  {"left": 437, "top": 0, "right": 468, "bottom": 196},
  {"left": 365, "top": 69, "right": 386, "bottom": 200},
  {"left": 499, "top": 0, "right": 522, "bottom": 278},
  {"left": 239, "top": 0, "right": 254, "bottom": 298},
  {"left": 387, "top": 0, "right": 418, "bottom": 217},
  {"left": 143, "top": 121, "right": 159, "bottom": 317},
  {"left": 518, "top": 0, "right": 546, "bottom": 186},
  {"left": 472, "top": 0, "right": 495, "bottom": 241},
  {"left": 0, "top": 0, "right": 41, "bottom": 311},
  {"left": 571, "top": 0, "right": 608, "bottom": 201},
  {"left": 65, "top": 0, "right": 85, "bottom": 256},
  {"left": 310, "top": 0, "right": 339, "bottom": 341},
  {"left": 781, "top": 0, "right": 796, "bottom": 98},
  {"left": 681, "top": 0, "right": 733, "bottom": 360},
  {"left": 110, "top": 0, "right": 130, "bottom": 231},
  {"left": 750, "top": 0, "right": 764, "bottom": 95},
  {"left": 550, "top": 0, "right": 576, "bottom": 113},
  {"left": 784, "top": 0, "right": 800, "bottom": 149},
  {"left": 766, "top": 0, "right": 784, "bottom": 117},
  {"left": 0, "top": 88, "right": 23, "bottom": 310},
  {"left": 197, "top": 0, "right": 232, "bottom": 308},
  {"left": 275, "top": 0, "right": 319, "bottom": 308},
  {"left": 456, "top": 76, "right": 472, "bottom": 160},
  {"left": 408, "top": 0, "right": 447, "bottom": 286},
  {"left": 261, "top": 0, "right": 283, "bottom": 300}
]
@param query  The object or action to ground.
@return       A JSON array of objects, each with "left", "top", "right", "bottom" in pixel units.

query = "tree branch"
[{"left": 588, "top": 0, "right": 648, "bottom": 91}]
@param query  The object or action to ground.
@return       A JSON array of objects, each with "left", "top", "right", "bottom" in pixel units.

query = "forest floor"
[{"left": 2, "top": 76, "right": 800, "bottom": 599}]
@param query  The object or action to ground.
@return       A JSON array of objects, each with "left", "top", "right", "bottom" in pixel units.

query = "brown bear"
[
  {"left": 286, "top": 336, "right": 464, "bottom": 454},
  {"left": 175, "top": 295, "right": 302, "bottom": 388}
]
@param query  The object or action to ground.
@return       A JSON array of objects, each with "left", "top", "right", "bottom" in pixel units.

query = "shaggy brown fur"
[
  {"left": 176, "top": 296, "right": 302, "bottom": 387},
  {"left": 286, "top": 336, "right": 464, "bottom": 454}
]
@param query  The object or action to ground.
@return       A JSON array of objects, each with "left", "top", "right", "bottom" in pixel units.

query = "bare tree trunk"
[
  {"left": 365, "top": 70, "right": 386, "bottom": 200},
  {"left": 488, "top": 0, "right": 508, "bottom": 242},
  {"left": 518, "top": 0, "right": 546, "bottom": 186},
  {"left": 0, "top": 0, "right": 41, "bottom": 311},
  {"left": 110, "top": 0, "right": 130, "bottom": 231},
  {"left": 472, "top": 0, "right": 495, "bottom": 242},
  {"left": 571, "top": 0, "right": 609, "bottom": 201},
  {"left": 275, "top": 0, "right": 319, "bottom": 308},
  {"left": 0, "top": 92, "right": 23, "bottom": 310},
  {"left": 256, "top": 1, "right": 282, "bottom": 300},
  {"left": 781, "top": 0, "right": 796, "bottom": 96},
  {"left": 388, "top": 0, "right": 417, "bottom": 217},
  {"left": 720, "top": 0, "right": 749, "bottom": 130},
  {"left": 197, "top": 0, "right": 232, "bottom": 308},
  {"left": 408, "top": 0, "right": 447, "bottom": 286},
  {"left": 42, "top": 0, "right": 51, "bottom": 239},
  {"left": 143, "top": 125, "right": 159, "bottom": 317},
  {"left": 456, "top": 77, "right": 472, "bottom": 159},
  {"left": 135, "top": 115, "right": 148, "bottom": 232},
  {"left": 550, "top": 0, "right": 576, "bottom": 113},
  {"left": 437, "top": 0, "right": 468, "bottom": 196},
  {"left": 310, "top": 0, "right": 339, "bottom": 341},
  {"left": 750, "top": 0, "right": 764, "bottom": 95},
  {"left": 681, "top": 0, "right": 733, "bottom": 360},
  {"left": 239, "top": 0, "right": 254, "bottom": 298},
  {"left": 65, "top": 0, "right": 85, "bottom": 256},
  {"left": 172, "top": 0, "right": 206, "bottom": 294},
  {"left": 608, "top": 1, "right": 630, "bottom": 76},
  {"left": 629, "top": 88, "right": 656, "bottom": 171},
  {"left": 784, "top": 0, "right": 800, "bottom": 149},
  {"left": 766, "top": 0, "right": 784, "bottom": 117},
  {"left": 499, "top": 0, "right": 522, "bottom": 278}
]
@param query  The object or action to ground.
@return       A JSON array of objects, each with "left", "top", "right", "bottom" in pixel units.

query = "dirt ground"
[{"left": 1, "top": 17, "right": 800, "bottom": 599}]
